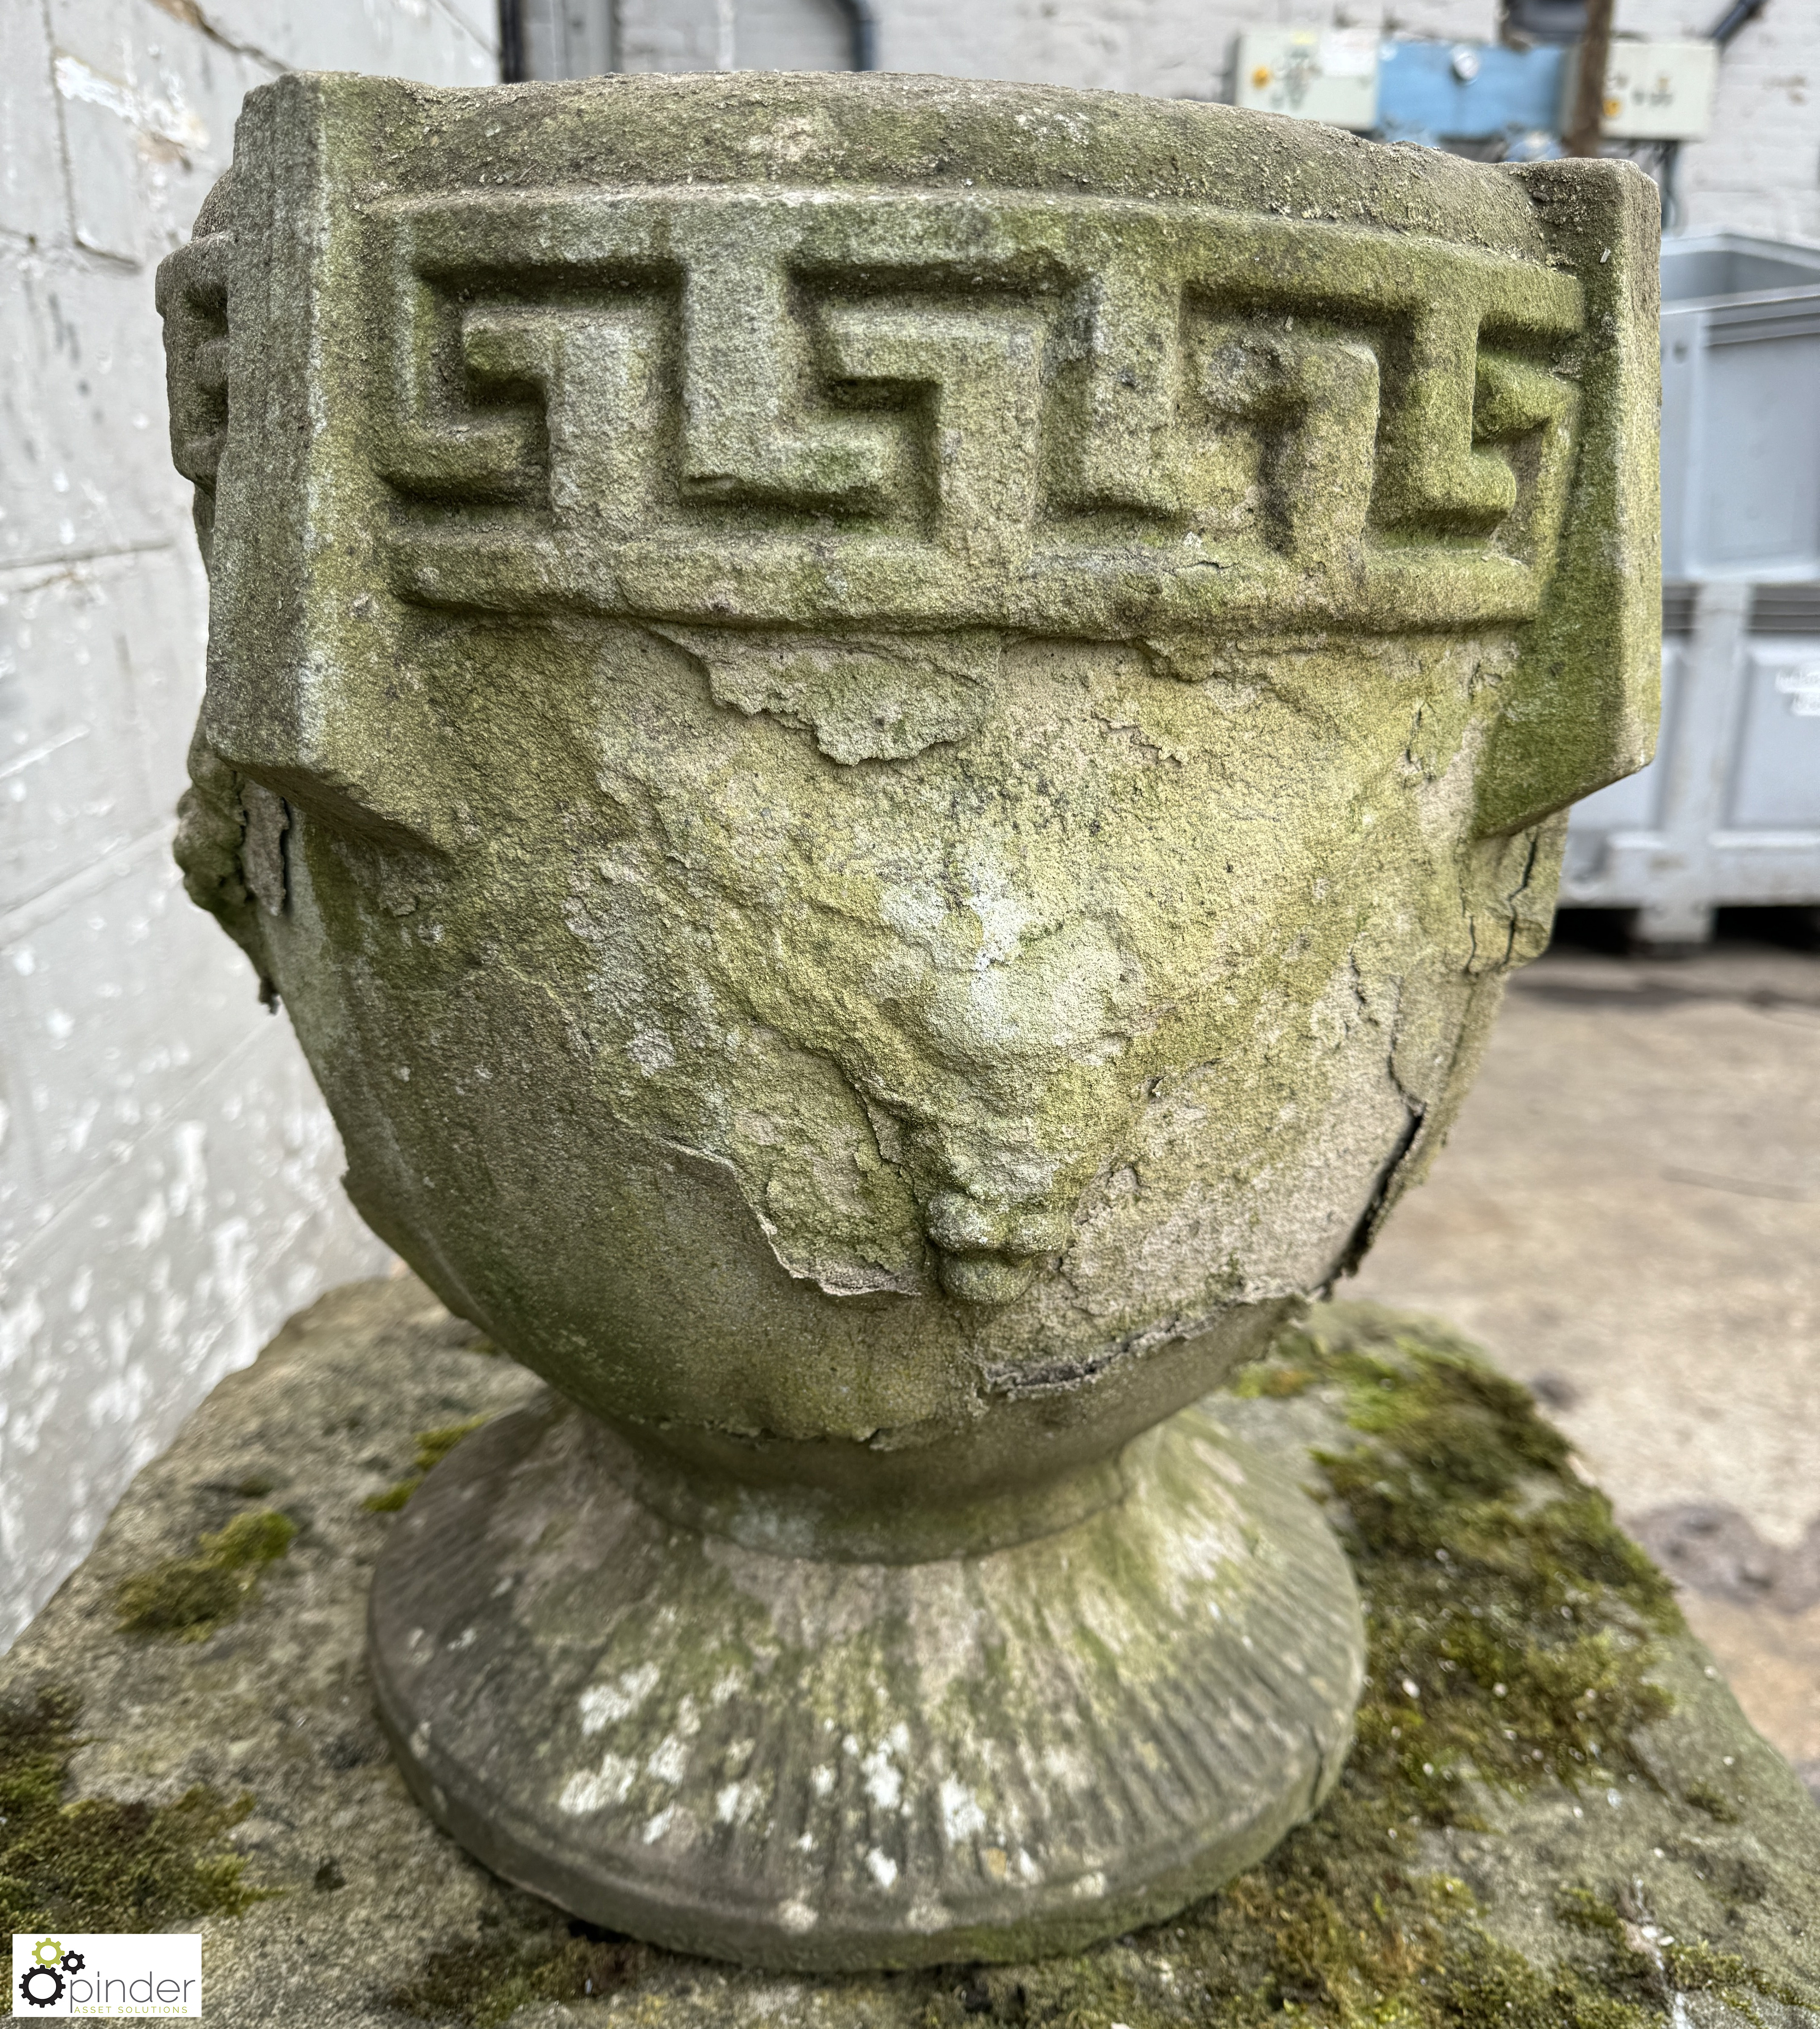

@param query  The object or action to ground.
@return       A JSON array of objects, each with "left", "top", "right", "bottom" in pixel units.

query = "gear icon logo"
[
  {"left": 18, "top": 1962, "right": 64, "bottom": 2008},
  {"left": 18, "top": 1938, "right": 70, "bottom": 2009}
]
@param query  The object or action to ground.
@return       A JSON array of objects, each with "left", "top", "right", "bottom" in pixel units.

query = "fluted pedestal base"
[{"left": 368, "top": 1392, "right": 1365, "bottom": 1971}]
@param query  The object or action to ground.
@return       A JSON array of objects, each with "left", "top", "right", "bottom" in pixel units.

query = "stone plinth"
[{"left": 3, "top": 1280, "right": 1816, "bottom": 2027}]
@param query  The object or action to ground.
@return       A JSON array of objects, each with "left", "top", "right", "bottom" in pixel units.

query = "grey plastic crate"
[
  {"left": 1562, "top": 583, "right": 1820, "bottom": 941},
  {"left": 1563, "top": 234, "right": 1820, "bottom": 942},
  {"left": 1661, "top": 233, "right": 1820, "bottom": 584}
]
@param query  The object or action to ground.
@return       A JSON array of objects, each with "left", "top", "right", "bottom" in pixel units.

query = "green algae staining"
[
  {"left": 0, "top": 1686, "right": 269, "bottom": 1933},
  {"left": 114, "top": 1509, "right": 298, "bottom": 1642}
]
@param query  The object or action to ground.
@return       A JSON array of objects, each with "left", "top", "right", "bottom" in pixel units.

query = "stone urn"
[{"left": 160, "top": 73, "right": 1658, "bottom": 1970}]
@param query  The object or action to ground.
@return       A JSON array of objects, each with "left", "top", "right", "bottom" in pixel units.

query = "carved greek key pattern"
[{"left": 367, "top": 189, "right": 1585, "bottom": 637}]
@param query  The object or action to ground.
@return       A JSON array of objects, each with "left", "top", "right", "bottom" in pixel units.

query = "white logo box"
[{"left": 12, "top": 1935, "right": 202, "bottom": 2017}]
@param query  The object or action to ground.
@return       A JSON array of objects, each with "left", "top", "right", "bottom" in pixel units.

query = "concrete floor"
[{"left": 1349, "top": 919, "right": 1820, "bottom": 1793}]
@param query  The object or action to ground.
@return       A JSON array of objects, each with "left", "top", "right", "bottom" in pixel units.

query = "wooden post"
[{"left": 1564, "top": 0, "right": 1617, "bottom": 157}]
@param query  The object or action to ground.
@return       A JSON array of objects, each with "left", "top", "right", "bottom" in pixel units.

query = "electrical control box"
[
  {"left": 1566, "top": 38, "right": 1720, "bottom": 140},
  {"left": 1234, "top": 30, "right": 1717, "bottom": 147},
  {"left": 1232, "top": 29, "right": 1380, "bottom": 130}
]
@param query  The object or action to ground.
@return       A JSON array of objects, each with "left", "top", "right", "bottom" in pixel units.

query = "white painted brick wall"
[
  {"left": 0, "top": 0, "right": 496, "bottom": 1650},
  {"left": 1630, "top": 1, "right": 1820, "bottom": 243},
  {"left": 914, "top": 0, "right": 1808, "bottom": 245}
]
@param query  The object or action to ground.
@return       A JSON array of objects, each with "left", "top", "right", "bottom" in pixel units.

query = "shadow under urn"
[{"left": 160, "top": 70, "right": 1660, "bottom": 1969}]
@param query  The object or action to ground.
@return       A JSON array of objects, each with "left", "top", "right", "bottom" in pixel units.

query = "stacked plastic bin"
[{"left": 1563, "top": 233, "right": 1820, "bottom": 943}]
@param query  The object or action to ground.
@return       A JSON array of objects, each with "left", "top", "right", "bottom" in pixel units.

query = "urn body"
[{"left": 161, "top": 71, "right": 1659, "bottom": 1966}]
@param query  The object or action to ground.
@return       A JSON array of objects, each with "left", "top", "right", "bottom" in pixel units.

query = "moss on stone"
[
  {"left": 389, "top": 1927, "right": 650, "bottom": 2027},
  {"left": 115, "top": 1508, "right": 298, "bottom": 1641},
  {"left": 383, "top": 1311, "right": 1815, "bottom": 2027},
  {"left": 364, "top": 1414, "right": 494, "bottom": 1512},
  {"left": 0, "top": 1685, "right": 270, "bottom": 1933},
  {"left": 1555, "top": 1879, "right": 1805, "bottom": 2020},
  {"left": 908, "top": 1312, "right": 1700, "bottom": 2029},
  {"left": 1682, "top": 1779, "right": 1744, "bottom": 1824},
  {"left": 1301, "top": 1321, "right": 1680, "bottom": 1822}
]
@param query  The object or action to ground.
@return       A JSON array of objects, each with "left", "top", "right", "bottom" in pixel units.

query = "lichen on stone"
[
  {"left": 0, "top": 1685, "right": 270, "bottom": 1933},
  {"left": 114, "top": 1507, "right": 298, "bottom": 1641}
]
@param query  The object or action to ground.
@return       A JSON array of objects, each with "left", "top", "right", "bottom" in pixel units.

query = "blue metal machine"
[{"left": 1373, "top": 38, "right": 1567, "bottom": 153}]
